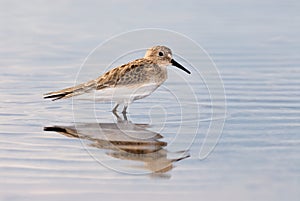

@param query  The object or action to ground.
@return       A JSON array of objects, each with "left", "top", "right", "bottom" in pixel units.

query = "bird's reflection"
[{"left": 44, "top": 112, "right": 189, "bottom": 175}]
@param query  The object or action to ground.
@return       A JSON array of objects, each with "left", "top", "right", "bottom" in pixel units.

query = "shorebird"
[{"left": 44, "top": 46, "right": 191, "bottom": 113}]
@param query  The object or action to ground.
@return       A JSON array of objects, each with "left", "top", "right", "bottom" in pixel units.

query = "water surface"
[{"left": 1, "top": 1, "right": 299, "bottom": 201}]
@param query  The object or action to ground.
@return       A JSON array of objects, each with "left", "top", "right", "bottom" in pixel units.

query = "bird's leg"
[
  {"left": 112, "top": 110, "right": 123, "bottom": 122},
  {"left": 122, "top": 104, "right": 128, "bottom": 114},
  {"left": 112, "top": 103, "right": 119, "bottom": 113},
  {"left": 122, "top": 106, "right": 128, "bottom": 121},
  {"left": 122, "top": 111, "right": 128, "bottom": 121}
]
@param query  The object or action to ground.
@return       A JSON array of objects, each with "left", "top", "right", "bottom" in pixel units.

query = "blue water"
[{"left": 1, "top": 1, "right": 299, "bottom": 201}]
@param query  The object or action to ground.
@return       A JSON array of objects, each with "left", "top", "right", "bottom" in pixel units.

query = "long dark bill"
[{"left": 171, "top": 59, "right": 191, "bottom": 74}]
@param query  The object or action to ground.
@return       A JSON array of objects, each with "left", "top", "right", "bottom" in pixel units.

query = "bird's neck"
[{"left": 156, "top": 65, "right": 168, "bottom": 84}]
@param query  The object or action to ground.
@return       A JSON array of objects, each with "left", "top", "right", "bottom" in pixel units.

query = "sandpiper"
[{"left": 44, "top": 46, "right": 191, "bottom": 113}]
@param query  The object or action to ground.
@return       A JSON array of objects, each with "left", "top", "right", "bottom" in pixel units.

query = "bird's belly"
[{"left": 94, "top": 83, "right": 159, "bottom": 103}]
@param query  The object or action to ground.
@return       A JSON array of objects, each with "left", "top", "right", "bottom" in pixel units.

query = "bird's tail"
[{"left": 43, "top": 80, "right": 96, "bottom": 101}]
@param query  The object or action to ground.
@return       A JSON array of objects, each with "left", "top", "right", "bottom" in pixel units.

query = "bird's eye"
[{"left": 158, "top": 52, "right": 164, "bottom": 57}]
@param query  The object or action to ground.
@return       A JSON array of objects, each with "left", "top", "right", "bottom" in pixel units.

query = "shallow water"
[{"left": 1, "top": 1, "right": 300, "bottom": 201}]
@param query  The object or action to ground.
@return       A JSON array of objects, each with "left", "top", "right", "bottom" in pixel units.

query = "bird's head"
[{"left": 144, "top": 46, "right": 191, "bottom": 74}]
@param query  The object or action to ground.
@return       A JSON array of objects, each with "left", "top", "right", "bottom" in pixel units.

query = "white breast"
[{"left": 93, "top": 83, "right": 160, "bottom": 104}]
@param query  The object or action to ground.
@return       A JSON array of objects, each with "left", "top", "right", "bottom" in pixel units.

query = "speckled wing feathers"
[
  {"left": 44, "top": 59, "right": 157, "bottom": 100},
  {"left": 95, "top": 59, "right": 155, "bottom": 89}
]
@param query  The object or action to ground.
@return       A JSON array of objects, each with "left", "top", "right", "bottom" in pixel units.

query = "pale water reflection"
[{"left": 44, "top": 113, "right": 190, "bottom": 175}]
